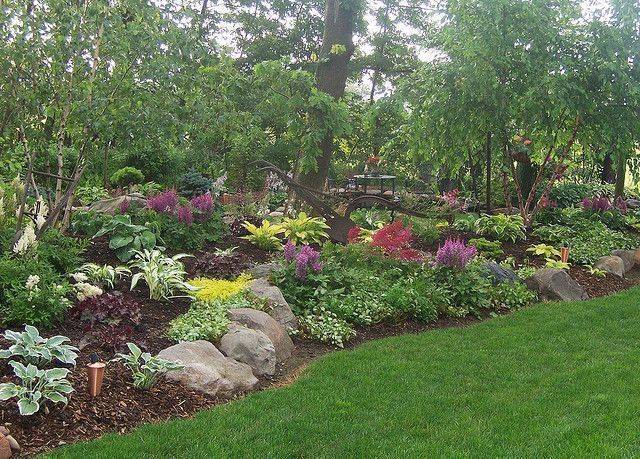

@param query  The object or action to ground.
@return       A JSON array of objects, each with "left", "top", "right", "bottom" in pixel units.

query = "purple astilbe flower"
[
  {"left": 582, "top": 195, "right": 612, "bottom": 212},
  {"left": 119, "top": 198, "right": 131, "bottom": 214},
  {"left": 147, "top": 189, "right": 179, "bottom": 213},
  {"left": 435, "top": 238, "right": 477, "bottom": 269},
  {"left": 177, "top": 205, "right": 194, "bottom": 226},
  {"left": 283, "top": 240, "right": 296, "bottom": 262},
  {"left": 294, "top": 245, "right": 322, "bottom": 279},
  {"left": 190, "top": 192, "right": 214, "bottom": 216}
]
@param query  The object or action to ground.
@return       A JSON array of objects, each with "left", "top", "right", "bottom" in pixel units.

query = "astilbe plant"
[
  {"left": 177, "top": 205, "right": 194, "bottom": 226},
  {"left": 435, "top": 238, "right": 477, "bottom": 269},
  {"left": 190, "top": 192, "right": 214, "bottom": 217},
  {"left": 147, "top": 189, "right": 179, "bottom": 213},
  {"left": 581, "top": 195, "right": 612, "bottom": 212},
  {"left": 370, "top": 221, "right": 422, "bottom": 261},
  {"left": 283, "top": 240, "right": 322, "bottom": 279}
]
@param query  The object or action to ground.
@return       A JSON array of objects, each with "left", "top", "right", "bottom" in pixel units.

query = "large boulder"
[
  {"left": 611, "top": 250, "right": 635, "bottom": 273},
  {"left": 87, "top": 193, "right": 147, "bottom": 213},
  {"left": 219, "top": 324, "right": 276, "bottom": 377},
  {"left": 525, "top": 268, "right": 589, "bottom": 302},
  {"left": 158, "top": 340, "right": 258, "bottom": 396},
  {"left": 247, "top": 262, "right": 282, "bottom": 278},
  {"left": 482, "top": 261, "right": 517, "bottom": 284},
  {"left": 247, "top": 278, "right": 298, "bottom": 332},
  {"left": 228, "top": 308, "right": 294, "bottom": 361},
  {"left": 595, "top": 255, "right": 625, "bottom": 278}
]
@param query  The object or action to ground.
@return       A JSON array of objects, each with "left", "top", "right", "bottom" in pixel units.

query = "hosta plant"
[
  {"left": 77, "top": 263, "right": 131, "bottom": 288},
  {"left": 526, "top": 243, "right": 561, "bottom": 259},
  {"left": 0, "top": 325, "right": 78, "bottom": 367},
  {"left": 241, "top": 220, "right": 283, "bottom": 251},
  {"left": 129, "top": 250, "right": 196, "bottom": 301},
  {"left": 280, "top": 212, "right": 330, "bottom": 245},
  {"left": 474, "top": 214, "right": 526, "bottom": 242},
  {"left": 545, "top": 258, "right": 570, "bottom": 270},
  {"left": 94, "top": 214, "right": 158, "bottom": 262},
  {"left": 0, "top": 361, "right": 74, "bottom": 415},
  {"left": 114, "top": 343, "right": 183, "bottom": 389}
]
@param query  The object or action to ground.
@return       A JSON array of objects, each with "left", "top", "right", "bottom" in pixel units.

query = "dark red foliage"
[
  {"left": 187, "top": 252, "right": 251, "bottom": 279},
  {"left": 93, "top": 324, "right": 135, "bottom": 353},
  {"left": 70, "top": 292, "right": 142, "bottom": 330},
  {"left": 371, "top": 221, "right": 420, "bottom": 261}
]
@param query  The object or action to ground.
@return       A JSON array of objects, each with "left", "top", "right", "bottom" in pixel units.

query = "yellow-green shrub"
[{"left": 189, "top": 274, "right": 252, "bottom": 301}]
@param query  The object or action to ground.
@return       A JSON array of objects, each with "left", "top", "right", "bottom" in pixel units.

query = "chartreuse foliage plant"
[
  {"left": 0, "top": 325, "right": 78, "bottom": 367},
  {"left": 50, "top": 288, "right": 640, "bottom": 457},
  {"left": 474, "top": 214, "right": 525, "bottom": 242},
  {"left": 280, "top": 212, "right": 330, "bottom": 245},
  {"left": 114, "top": 343, "right": 183, "bottom": 390},
  {"left": 188, "top": 274, "right": 252, "bottom": 301},
  {"left": 241, "top": 220, "right": 283, "bottom": 250},
  {"left": 526, "top": 243, "right": 561, "bottom": 259},
  {"left": 0, "top": 361, "right": 74, "bottom": 415},
  {"left": 110, "top": 167, "right": 145, "bottom": 188}
]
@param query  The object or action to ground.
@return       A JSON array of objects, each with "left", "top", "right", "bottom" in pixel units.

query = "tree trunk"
[
  {"left": 485, "top": 131, "right": 492, "bottom": 212},
  {"left": 297, "top": 0, "right": 357, "bottom": 191},
  {"left": 602, "top": 151, "right": 615, "bottom": 184},
  {"left": 615, "top": 149, "right": 626, "bottom": 198}
]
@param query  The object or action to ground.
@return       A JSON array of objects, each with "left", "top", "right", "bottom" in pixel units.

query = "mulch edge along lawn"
[{"left": 47, "top": 286, "right": 640, "bottom": 458}]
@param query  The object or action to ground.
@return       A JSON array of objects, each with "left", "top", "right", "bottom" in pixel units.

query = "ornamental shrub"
[
  {"left": 189, "top": 274, "right": 252, "bottom": 301},
  {"left": 110, "top": 167, "right": 145, "bottom": 188},
  {"left": 178, "top": 169, "right": 214, "bottom": 198},
  {"left": 435, "top": 238, "right": 477, "bottom": 269},
  {"left": 371, "top": 221, "right": 423, "bottom": 261}
]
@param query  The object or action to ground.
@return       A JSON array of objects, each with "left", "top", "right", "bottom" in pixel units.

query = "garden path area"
[{"left": 48, "top": 287, "right": 640, "bottom": 458}]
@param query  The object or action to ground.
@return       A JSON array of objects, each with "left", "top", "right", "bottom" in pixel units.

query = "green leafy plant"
[
  {"left": 241, "top": 220, "right": 283, "bottom": 250},
  {"left": 452, "top": 213, "right": 479, "bottom": 232},
  {"left": 468, "top": 238, "right": 504, "bottom": 259},
  {"left": 491, "top": 282, "right": 537, "bottom": 310},
  {"left": 585, "top": 265, "right": 606, "bottom": 277},
  {"left": 129, "top": 249, "right": 196, "bottom": 300},
  {"left": 299, "top": 308, "right": 355, "bottom": 348},
  {"left": 75, "top": 185, "right": 109, "bottom": 205},
  {"left": 114, "top": 343, "right": 183, "bottom": 389},
  {"left": 526, "top": 243, "right": 561, "bottom": 259},
  {"left": 110, "top": 167, "right": 145, "bottom": 188},
  {"left": 474, "top": 214, "right": 526, "bottom": 242},
  {"left": 77, "top": 263, "right": 131, "bottom": 288},
  {"left": 0, "top": 361, "right": 74, "bottom": 415},
  {"left": 545, "top": 258, "right": 570, "bottom": 270},
  {"left": 167, "top": 298, "right": 252, "bottom": 342},
  {"left": 280, "top": 212, "right": 330, "bottom": 245},
  {"left": 0, "top": 325, "right": 78, "bottom": 367},
  {"left": 94, "top": 214, "right": 158, "bottom": 262}
]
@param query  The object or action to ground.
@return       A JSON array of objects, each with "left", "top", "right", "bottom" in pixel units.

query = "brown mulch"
[{"left": 2, "top": 230, "right": 640, "bottom": 456}]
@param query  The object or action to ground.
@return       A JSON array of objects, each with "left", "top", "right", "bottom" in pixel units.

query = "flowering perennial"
[
  {"left": 283, "top": 241, "right": 322, "bottom": 279},
  {"left": 581, "top": 195, "right": 612, "bottom": 212},
  {"left": 177, "top": 205, "right": 194, "bottom": 226},
  {"left": 147, "top": 189, "right": 179, "bottom": 213},
  {"left": 190, "top": 192, "right": 214, "bottom": 216},
  {"left": 435, "top": 238, "right": 477, "bottom": 269},
  {"left": 370, "top": 221, "right": 422, "bottom": 261},
  {"left": 13, "top": 225, "right": 38, "bottom": 255}
]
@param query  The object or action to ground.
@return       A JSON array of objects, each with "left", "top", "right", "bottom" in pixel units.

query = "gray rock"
[
  {"left": 611, "top": 250, "right": 635, "bottom": 273},
  {"left": 625, "top": 198, "right": 640, "bottom": 209},
  {"left": 88, "top": 193, "right": 147, "bottom": 213},
  {"left": 219, "top": 324, "right": 276, "bottom": 377},
  {"left": 158, "top": 340, "right": 258, "bottom": 396},
  {"left": 525, "top": 268, "right": 589, "bottom": 302},
  {"left": 268, "top": 211, "right": 284, "bottom": 218},
  {"left": 248, "top": 262, "right": 282, "bottom": 278},
  {"left": 483, "top": 261, "right": 517, "bottom": 284},
  {"left": 228, "top": 308, "right": 294, "bottom": 361},
  {"left": 595, "top": 255, "right": 625, "bottom": 278},
  {"left": 247, "top": 278, "right": 299, "bottom": 332}
]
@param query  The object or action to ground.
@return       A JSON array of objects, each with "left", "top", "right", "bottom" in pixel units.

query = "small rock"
[
  {"left": 228, "top": 308, "right": 294, "bottom": 361},
  {"left": 219, "top": 324, "right": 276, "bottom": 377},
  {"left": 483, "top": 261, "right": 517, "bottom": 284},
  {"left": 595, "top": 255, "right": 625, "bottom": 278},
  {"left": 246, "top": 278, "right": 299, "bottom": 332},
  {"left": 625, "top": 198, "right": 640, "bottom": 209},
  {"left": 611, "top": 249, "right": 635, "bottom": 273},
  {"left": 268, "top": 211, "right": 284, "bottom": 218},
  {"left": 0, "top": 435, "right": 11, "bottom": 459},
  {"left": 525, "top": 268, "right": 589, "bottom": 302},
  {"left": 0, "top": 429, "right": 7, "bottom": 437},
  {"left": 4, "top": 437, "right": 18, "bottom": 453},
  {"left": 158, "top": 341, "right": 258, "bottom": 396},
  {"left": 248, "top": 262, "right": 282, "bottom": 278}
]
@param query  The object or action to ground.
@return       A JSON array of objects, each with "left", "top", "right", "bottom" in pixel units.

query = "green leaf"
[
  {"left": 17, "top": 397, "right": 40, "bottom": 415},
  {"left": 45, "top": 392, "right": 68, "bottom": 404},
  {"left": 109, "top": 235, "right": 134, "bottom": 250},
  {"left": 0, "top": 383, "right": 19, "bottom": 400},
  {"left": 139, "top": 231, "right": 156, "bottom": 249}
]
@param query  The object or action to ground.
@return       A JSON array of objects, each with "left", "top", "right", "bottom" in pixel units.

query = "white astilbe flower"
[
  {"left": 71, "top": 272, "right": 89, "bottom": 283},
  {"left": 13, "top": 225, "right": 38, "bottom": 255},
  {"left": 36, "top": 213, "right": 47, "bottom": 230},
  {"left": 25, "top": 275, "right": 40, "bottom": 290},
  {"left": 75, "top": 282, "right": 103, "bottom": 301},
  {"left": 0, "top": 197, "right": 4, "bottom": 221}
]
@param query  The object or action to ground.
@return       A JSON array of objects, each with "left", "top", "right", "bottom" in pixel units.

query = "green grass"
[{"left": 50, "top": 288, "right": 640, "bottom": 458}]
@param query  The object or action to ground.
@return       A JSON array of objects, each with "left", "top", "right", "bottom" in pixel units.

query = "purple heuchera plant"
[
  {"left": 177, "top": 205, "right": 194, "bottom": 226},
  {"left": 435, "top": 238, "right": 477, "bottom": 269},
  {"left": 283, "top": 241, "right": 322, "bottom": 279},
  {"left": 147, "top": 189, "right": 179, "bottom": 213},
  {"left": 191, "top": 192, "right": 214, "bottom": 216}
]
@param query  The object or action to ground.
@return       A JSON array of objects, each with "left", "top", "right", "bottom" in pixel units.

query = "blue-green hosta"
[
  {"left": 114, "top": 343, "right": 183, "bottom": 389},
  {"left": 0, "top": 325, "right": 78, "bottom": 367},
  {"left": 0, "top": 361, "right": 74, "bottom": 415}
]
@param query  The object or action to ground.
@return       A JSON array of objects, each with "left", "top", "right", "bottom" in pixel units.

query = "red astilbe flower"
[
  {"left": 147, "top": 189, "right": 179, "bottom": 213},
  {"left": 582, "top": 195, "right": 612, "bottom": 212},
  {"left": 371, "top": 221, "right": 422, "bottom": 261},
  {"left": 177, "top": 205, "right": 194, "bottom": 226},
  {"left": 347, "top": 226, "right": 362, "bottom": 243},
  {"left": 435, "top": 238, "right": 477, "bottom": 269}
]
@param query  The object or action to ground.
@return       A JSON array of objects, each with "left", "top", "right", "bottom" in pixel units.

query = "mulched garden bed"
[{"left": 2, "top": 230, "right": 639, "bottom": 456}]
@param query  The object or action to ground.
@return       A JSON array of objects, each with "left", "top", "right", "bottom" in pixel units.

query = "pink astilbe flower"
[
  {"left": 283, "top": 240, "right": 297, "bottom": 262},
  {"left": 119, "top": 198, "right": 131, "bottom": 214},
  {"left": 177, "top": 205, "right": 194, "bottom": 226},
  {"left": 190, "top": 192, "right": 214, "bottom": 216},
  {"left": 582, "top": 195, "right": 612, "bottom": 212},
  {"left": 347, "top": 226, "right": 362, "bottom": 243},
  {"left": 441, "top": 189, "right": 460, "bottom": 208},
  {"left": 295, "top": 245, "right": 322, "bottom": 279},
  {"left": 147, "top": 189, "right": 179, "bottom": 213},
  {"left": 435, "top": 238, "right": 477, "bottom": 269}
]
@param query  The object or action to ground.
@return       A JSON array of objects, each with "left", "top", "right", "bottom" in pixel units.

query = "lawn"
[{"left": 49, "top": 288, "right": 640, "bottom": 458}]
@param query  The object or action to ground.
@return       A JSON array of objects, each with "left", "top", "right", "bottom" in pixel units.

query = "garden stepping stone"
[
  {"left": 228, "top": 307, "right": 294, "bottom": 362},
  {"left": 595, "top": 256, "right": 625, "bottom": 278},
  {"left": 219, "top": 324, "right": 277, "bottom": 377},
  {"left": 246, "top": 278, "right": 299, "bottom": 332},
  {"left": 525, "top": 268, "right": 589, "bottom": 302},
  {"left": 611, "top": 249, "right": 635, "bottom": 273},
  {"left": 158, "top": 340, "right": 258, "bottom": 396}
]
